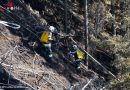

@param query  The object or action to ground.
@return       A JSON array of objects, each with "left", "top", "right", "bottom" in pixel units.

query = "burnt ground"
[{"left": 0, "top": 0, "right": 118, "bottom": 90}]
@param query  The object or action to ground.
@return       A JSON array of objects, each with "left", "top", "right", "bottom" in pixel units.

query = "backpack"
[
  {"left": 76, "top": 50, "right": 84, "bottom": 60},
  {"left": 40, "top": 31, "right": 49, "bottom": 43}
]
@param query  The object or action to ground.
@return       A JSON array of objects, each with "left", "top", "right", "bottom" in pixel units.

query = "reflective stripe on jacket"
[{"left": 43, "top": 43, "right": 51, "bottom": 47}]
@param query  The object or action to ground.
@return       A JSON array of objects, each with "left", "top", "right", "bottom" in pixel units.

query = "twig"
[
  {"left": 0, "top": 45, "right": 17, "bottom": 64},
  {"left": 13, "top": 76, "right": 37, "bottom": 90},
  {"left": 81, "top": 79, "right": 93, "bottom": 90},
  {"left": 32, "top": 54, "right": 37, "bottom": 75},
  {"left": 1, "top": 63, "right": 55, "bottom": 76}
]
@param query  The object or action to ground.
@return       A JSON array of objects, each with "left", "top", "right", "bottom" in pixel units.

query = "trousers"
[{"left": 75, "top": 59, "right": 81, "bottom": 68}]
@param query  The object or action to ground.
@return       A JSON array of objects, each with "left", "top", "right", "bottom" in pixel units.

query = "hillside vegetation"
[{"left": 0, "top": 0, "right": 130, "bottom": 90}]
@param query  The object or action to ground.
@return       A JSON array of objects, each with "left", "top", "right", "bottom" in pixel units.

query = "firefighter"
[
  {"left": 69, "top": 45, "right": 84, "bottom": 69},
  {"left": 40, "top": 26, "right": 55, "bottom": 63}
]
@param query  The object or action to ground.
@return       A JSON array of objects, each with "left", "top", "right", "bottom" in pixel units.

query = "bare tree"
[
  {"left": 84, "top": 0, "right": 89, "bottom": 68},
  {"left": 110, "top": 0, "right": 116, "bottom": 36}
]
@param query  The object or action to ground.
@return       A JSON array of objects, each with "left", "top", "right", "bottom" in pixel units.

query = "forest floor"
[{"left": 0, "top": 0, "right": 119, "bottom": 90}]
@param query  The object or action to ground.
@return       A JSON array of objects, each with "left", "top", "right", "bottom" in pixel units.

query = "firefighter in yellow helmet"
[
  {"left": 40, "top": 26, "right": 55, "bottom": 63},
  {"left": 69, "top": 45, "right": 84, "bottom": 69}
]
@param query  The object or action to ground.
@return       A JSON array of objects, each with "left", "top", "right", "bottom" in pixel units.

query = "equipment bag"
[
  {"left": 40, "top": 31, "right": 49, "bottom": 43},
  {"left": 76, "top": 50, "right": 84, "bottom": 60}
]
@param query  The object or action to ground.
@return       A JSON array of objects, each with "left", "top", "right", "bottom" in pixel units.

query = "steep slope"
[
  {"left": 0, "top": 0, "right": 130, "bottom": 90},
  {"left": 0, "top": 0, "right": 95, "bottom": 90}
]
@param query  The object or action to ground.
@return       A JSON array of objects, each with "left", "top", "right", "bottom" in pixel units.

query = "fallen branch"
[
  {"left": 0, "top": 45, "right": 17, "bottom": 64},
  {"left": 0, "top": 63, "right": 36, "bottom": 90},
  {"left": 81, "top": 79, "right": 93, "bottom": 90},
  {"left": 1, "top": 63, "right": 55, "bottom": 76},
  {"left": 13, "top": 76, "right": 37, "bottom": 90}
]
